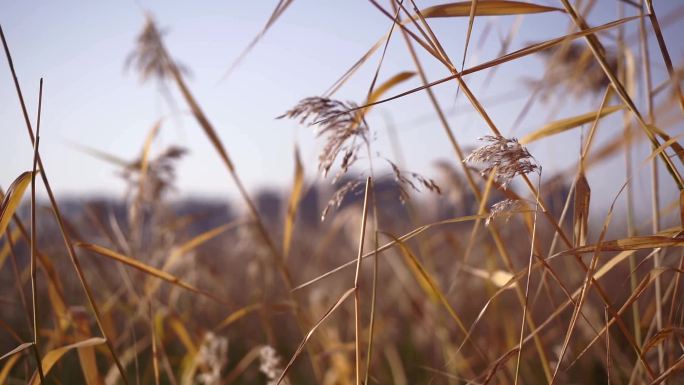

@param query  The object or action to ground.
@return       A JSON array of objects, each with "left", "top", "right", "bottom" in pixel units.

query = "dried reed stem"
[
  {"left": 0, "top": 25, "right": 131, "bottom": 385},
  {"left": 131, "top": 17, "right": 320, "bottom": 379},
  {"left": 354, "top": 177, "right": 372, "bottom": 385},
  {"left": 29, "top": 79, "right": 45, "bottom": 384}
]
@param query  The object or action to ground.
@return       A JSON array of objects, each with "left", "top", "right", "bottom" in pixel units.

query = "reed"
[{"left": 1, "top": 1, "right": 684, "bottom": 384}]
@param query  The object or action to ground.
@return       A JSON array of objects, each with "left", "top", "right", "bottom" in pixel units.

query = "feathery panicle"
[
  {"left": 121, "top": 145, "right": 187, "bottom": 203},
  {"left": 321, "top": 180, "right": 363, "bottom": 221},
  {"left": 125, "top": 17, "right": 189, "bottom": 83},
  {"left": 195, "top": 332, "right": 228, "bottom": 385},
  {"left": 279, "top": 97, "right": 369, "bottom": 177},
  {"left": 464, "top": 135, "right": 539, "bottom": 188},
  {"left": 486, "top": 198, "right": 525, "bottom": 226},
  {"left": 259, "top": 346, "right": 290, "bottom": 385},
  {"left": 386, "top": 159, "right": 441, "bottom": 204}
]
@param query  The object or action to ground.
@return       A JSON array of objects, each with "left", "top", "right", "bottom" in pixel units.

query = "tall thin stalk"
[
  {"left": 639, "top": 0, "right": 665, "bottom": 376},
  {"left": 135, "top": 17, "right": 320, "bottom": 379},
  {"left": 353, "top": 177, "right": 371, "bottom": 385},
  {"left": 29, "top": 79, "right": 46, "bottom": 385},
  {"left": 0, "top": 25, "right": 130, "bottom": 385}
]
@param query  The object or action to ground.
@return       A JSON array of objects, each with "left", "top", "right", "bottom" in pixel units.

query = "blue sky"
[{"left": 1, "top": 1, "right": 682, "bottom": 217}]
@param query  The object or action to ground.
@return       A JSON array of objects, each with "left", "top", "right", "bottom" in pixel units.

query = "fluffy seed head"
[
  {"left": 486, "top": 198, "right": 525, "bottom": 226},
  {"left": 195, "top": 332, "right": 228, "bottom": 385},
  {"left": 259, "top": 346, "right": 290, "bottom": 385},
  {"left": 279, "top": 97, "right": 369, "bottom": 178},
  {"left": 464, "top": 135, "right": 540, "bottom": 188}
]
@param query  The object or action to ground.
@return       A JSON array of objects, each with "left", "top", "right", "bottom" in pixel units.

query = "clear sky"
[{"left": 1, "top": 1, "right": 682, "bottom": 215}]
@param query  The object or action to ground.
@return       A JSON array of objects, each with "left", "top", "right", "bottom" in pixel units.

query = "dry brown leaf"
[
  {"left": 419, "top": 1, "right": 563, "bottom": 18},
  {"left": 76, "top": 242, "right": 231, "bottom": 306},
  {"left": 642, "top": 327, "right": 684, "bottom": 354},
  {"left": 276, "top": 288, "right": 355, "bottom": 385},
  {"left": 0, "top": 354, "right": 21, "bottom": 384},
  {"left": 29, "top": 338, "right": 106, "bottom": 385},
  {"left": 482, "top": 347, "right": 520, "bottom": 384},
  {"left": 283, "top": 147, "right": 304, "bottom": 259},
  {"left": 520, "top": 105, "right": 625, "bottom": 144},
  {"left": 367, "top": 71, "right": 416, "bottom": 104},
  {"left": 0, "top": 171, "right": 34, "bottom": 235},
  {"left": 386, "top": 232, "right": 469, "bottom": 336},
  {"left": 0, "top": 342, "right": 34, "bottom": 361},
  {"left": 573, "top": 174, "right": 590, "bottom": 247},
  {"left": 561, "top": 235, "right": 684, "bottom": 254}
]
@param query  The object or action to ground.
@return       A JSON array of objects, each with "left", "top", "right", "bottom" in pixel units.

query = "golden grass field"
[{"left": 2, "top": 1, "right": 684, "bottom": 384}]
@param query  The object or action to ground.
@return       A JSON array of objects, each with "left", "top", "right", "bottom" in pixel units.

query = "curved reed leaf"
[
  {"left": 28, "top": 338, "right": 106, "bottom": 385},
  {"left": 0, "top": 171, "right": 34, "bottom": 235},
  {"left": 520, "top": 105, "right": 625, "bottom": 144},
  {"left": 419, "top": 1, "right": 564, "bottom": 18}
]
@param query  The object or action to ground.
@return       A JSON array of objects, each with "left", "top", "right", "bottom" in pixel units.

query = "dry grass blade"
[
  {"left": 292, "top": 214, "right": 488, "bottom": 291},
  {"left": 131, "top": 17, "right": 321, "bottom": 379},
  {"left": 3, "top": 2, "right": 684, "bottom": 383},
  {"left": 367, "top": 71, "right": 416, "bottom": 105},
  {"left": 0, "top": 342, "right": 34, "bottom": 361},
  {"left": 0, "top": 171, "right": 34, "bottom": 235},
  {"left": 457, "top": 0, "right": 479, "bottom": 102},
  {"left": 418, "top": 1, "right": 564, "bottom": 18},
  {"left": 551, "top": 256, "right": 603, "bottom": 383},
  {"left": 482, "top": 347, "right": 520, "bottom": 385},
  {"left": 647, "top": 355, "right": 684, "bottom": 385},
  {"left": 645, "top": 132, "right": 684, "bottom": 164},
  {"left": 514, "top": 177, "right": 542, "bottom": 385},
  {"left": 453, "top": 272, "right": 522, "bottom": 356},
  {"left": 28, "top": 338, "right": 106, "bottom": 385},
  {"left": 645, "top": 0, "right": 684, "bottom": 112},
  {"left": 594, "top": 250, "right": 637, "bottom": 280},
  {"left": 168, "top": 317, "right": 196, "bottom": 355},
  {"left": 224, "top": 346, "right": 262, "bottom": 384},
  {"left": 283, "top": 147, "right": 304, "bottom": 259},
  {"left": 76, "top": 242, "right": 232, "bottom": 306},
  {"left": 2, "top": 26, "right": 130, "bottom": 385},
  {"left": 520, "top": 105, "right": 625, "bottom": 144},
  {"left": 275, "top": 287, "right": 355, "bottom": 385},
  {"left": 74, "top": 315, "right": 103, "bottom": 385},
  {"left": 0, "top": 354, "right": 21, "bottom": 384},
  {"left": 129, "top": 18, "right": 263, "bottom": 196},
  {"left": 680, "top": 190, "right": 684, "bottom": 226},
  {"left": 476, "top": 250, "right": 626, "bottom": 378},
  {"left": 353, "top": 177, "right": 371, "bottom": 385},
  {"left": 574, "top": 268, "right": 684, "bottom": 379},
  {"left": 150, "top": 307, "right": 160, "bottom": 385},
  {"left": 384, "top": 232, "right": 470, "bottom": 338},
  {"left": 0, "top": 227, "right": 20, "bottom": 269},
  {"left": 215, "top": 302, "right": 291, "bottom": 331},
  {"left": 558, "top": 0, "right": 683, "bottom": 189},
  {"left": 215, "top": 304, "right": 261, "bottom": 330},
  {"left": 68, "top": 141, "right": 129, "bottom": 167},
  {"left": 563, "top": 249, "right": 660, "bottom": 369},
  {"left": 221, "top": 0, "right": 293, "bottom": 81},
  {"left": 325, "top": 37, "right": 386, "bottom": 97},
  {"left": 559, "top": 235, "right": 684, "bottom": 254},
  {"left": 130, "top": 119, "right": 162, "bottom": 227},
  {"left": 573, "top": 174, "right": 590, "bottom": 247},
  {"left": 642, "top": 327, "right": 684, "bottom": 355},
  {"left": 553, "top": 187, "right": 655, "bottom": 382},
  {"left": 77, "top": 341, "right": 102, "bottom": 385},
  {"left": 153, "top": 219, "right": 245, "bottom": 282},
  {"left": 29, "top": 79, "right": 45, "bottom": 385},
  {"left": 335, "top": 16, "right": 640, "bottom": 117}
]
